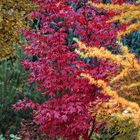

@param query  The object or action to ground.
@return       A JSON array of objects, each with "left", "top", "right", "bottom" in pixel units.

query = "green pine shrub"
[
  {"left": 0, "top": 42, "right": 49, "bottom": 136},
  {"left": 122, "top": 31, "right": 140, "bottom": 57},
  {"left": 0, "top": 45, "right": 29, "bottom": 134}
]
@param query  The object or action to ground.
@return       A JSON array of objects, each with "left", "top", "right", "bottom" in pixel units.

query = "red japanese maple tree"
[{"left": 13, "top": 0, "right": 128, "bottom": 139}]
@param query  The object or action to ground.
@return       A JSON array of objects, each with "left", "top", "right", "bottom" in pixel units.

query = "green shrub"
[
  {"left": 0, "top": 43, "right": 49, "bottom": 135},
  {"left": 122, "top": 31, "right": 140, "bottom": 57},
  {"left": 0, "top": 45, "right": 29, "bottom": 134}
]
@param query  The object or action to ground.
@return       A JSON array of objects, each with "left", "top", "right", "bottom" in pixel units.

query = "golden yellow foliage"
[
  {"left": 90, "top": 99, "right": 140, "bottom": 140},
  {"left": 0, "top": 0, "right": 36, "bottom": 58},
  {"left": 81, "top": 73, "right": 140, "bottom": 129},
  {"left": 74, "top": 38, "right": 140, "bottom": 128},
  {"left": 89, "top": 1, "right": 140, "bottom": 40},
  {"left": 75, "top": 2, "right": 140, "bottom": 138},
  {"left": 74, "top": 38, "right": 140, "bottom": 70}
]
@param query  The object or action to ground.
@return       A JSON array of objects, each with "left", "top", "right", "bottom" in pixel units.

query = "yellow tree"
[
  {"left": 0, "top": 0, "right": 36, "bottom": 59},
  {"left": 75, "top": 1, "right": 140, "bottom": 139},
  {"left": 74, "top": 38, "right": 140, "bottom": 139}
]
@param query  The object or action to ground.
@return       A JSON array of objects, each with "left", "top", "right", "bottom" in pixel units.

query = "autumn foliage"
[
  {"left": 0, "top": 0, "right": 36, "bottom": 58},
  {"left": 10, "top": 0, "right": 140, "bottom": 139}
]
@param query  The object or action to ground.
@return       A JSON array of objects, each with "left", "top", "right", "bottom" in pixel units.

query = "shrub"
[
  {"left": 0, "top": 48, "right": 22, "bottom": 134},
  {"left": 122, "top": 31, "right": 140, "bottom": 57},
  {"left": 13, "top": 0, "right": 120, "bottom": 139},
  {"left": 13, "top": 0, "right": 140, "bottom": 139},
  {"left": 0, "top": 0, "right": 36, "bottom": 59},
  {"left": 0, "top": 45, "right": 31, "bottom": 135},
  {"left": 74, "top": 37, "right": 140, "bottom": 139}
]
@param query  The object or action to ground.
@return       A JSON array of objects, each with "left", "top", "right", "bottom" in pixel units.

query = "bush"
[
  {"left": 122, "top": 31, "right": 140, "bottom": 57},
  {"left": 0, "top": 0, "right": 36, "bottom": 58},
  {"left": 12, "top": 0, "right": 140, "bottom": 139},
  {"left": 0, "top": 45, "right": 30, "bottom": 135}
]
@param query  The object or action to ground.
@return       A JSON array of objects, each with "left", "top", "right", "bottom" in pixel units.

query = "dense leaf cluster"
[
  {"left": 5, "top": 0, "right": 140, "bottom": 139},
  {"left": 0, "top": 0, "right": 36, "bottom": 58}
]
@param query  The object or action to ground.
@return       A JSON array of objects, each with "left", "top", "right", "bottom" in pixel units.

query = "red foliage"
[
  {"left": 13, "top": 0, "right": 125, "bottom": 139},
  {"left": 91, "top": 0, "right": 135, "bottom": 4}
]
